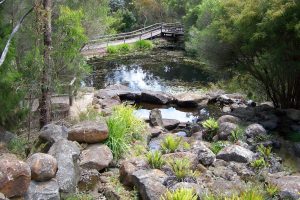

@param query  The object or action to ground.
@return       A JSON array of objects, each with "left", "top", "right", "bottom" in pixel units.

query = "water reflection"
[{"left": 134, "top": 107, "right": 197, "bottom": 123}]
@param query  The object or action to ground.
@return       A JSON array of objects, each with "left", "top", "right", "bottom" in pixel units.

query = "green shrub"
[
  {"left": 161, "top": 188, "right": 198, "bottom": 200},
  {"left": 161, "top": 135, "right": 182, "bottom": 154},
  {"left": 169, "top": 158, "right": 195, "bottom": 180},
  {"left": 250, "top": 157, "right": 267, "bottom": 169},
  {"left": 118, "top": 43, "right": 131, "bottom": 53},
  {"left": 202, "top": 118, "right": 219, "bottom": 141},
  {"left": 147, "top": 150, "right": 165, "bottom": 169},
  {"left": 105, "top": 104, "right": 146, "bottom": 159},
  {"left": 257, "top": 144, "right": 272, "bottom": 159},
  {"left": 134, "top": 40, "right": 153, "bottom": 50},
  {"left": 8, "top": 136, "right": 28, "bottom": 158},
  {"left": 265, "top": 183, "right": 279, "bottom": 198},
  {"left": 107, "top": 45, "right": 119, "bottom": 54},
  {"left": 230, "top": 128, "right": 244, "bottom": 143},
  {"left": 202, "top": 187, "right": 264, "bottom": 200},
  {"left": 210, "top": 141, "right": 227, "bottom": 154}
]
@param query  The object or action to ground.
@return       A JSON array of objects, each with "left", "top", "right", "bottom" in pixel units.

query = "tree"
[{"left": 39, "top": 0, "right": 52, "bottom": 128}]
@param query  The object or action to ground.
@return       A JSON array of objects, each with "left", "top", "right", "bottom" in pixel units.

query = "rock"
[
  {"left": 68, "top": 120, "right": 108, "bottom": 144},
  {"left": 132, "top": 169, "right": 168, "bottom": 200},
  {"left": 162, "top": 119, "right": 180, "bottom": 130},
  {"left": 170, "top": 182, "right": 207, "bottom": 197},
  {"left": 26, "top": 153, "right": 57, "bottom": 181},
  {"left": 175, "top": 93, "right": 208, "bottom": 107},
  {"left": 193, "top": 141, "right": 216, "bottom": 166},
  {"left": 149, "top": 109, "right": 163, "bottom": 127},
  {"left": 78, "top": 169, "right": 100, "bottom": 191},
  {"left": 119, "top": 158, "right": 148, "bottom": 187},
  {"left": 162, "top": 152, "right": 198, "bottom": 169},
  {"left": 25, "top": 179, "right": 60, "bottom": 200},
  {"left": 245, "top": 123, "right": 267, "bottom": 138},
  {"left": 209, "top": 179, "right": 247, "bottom": 197},
  {"left": 0, "top": 193, "right": 8, "bottom": 200},
  {"left": 39, "top": 123, "right": 68, "bottom": 143},
  {"left": 48, "top": 139, "right": 80, "bottom": 194},
  {"left": 148, "top": 127, "right": 163, "bottom": 138},
  {"left": 0, "top": 129, "right": 15, "bottom": 144},
  {"left": 141, "top": 90, "right": 174, "bottom": 105},
  {"left": 217, "top": 145, "right": 254, "bottom": 163},
  {"left": 191, "top": 131, "right": 203, "bottom": 140},
  {"left": 218, "top": 122, "right": 238, "bottom": 140},
  {"left": 222, "top": 106, "right": 231, "bottom": 113},
  {"left": 80, "top": 144, "right": 113, "bottom": 171},
  {"left": 286, "top": 109, "right": 300, "bottom": 121},
  {"left": 266, "top": 174, "right": 300, "bottom": 199},
  {"left": 0, "top": 153, "right": 31, "bottom": 198},
  {"left": 217, "top": 115, "right": 240, "bottom": 125},
  {"left": 294, "top": 142, "right": 300, "bottom": 157},
  {"left": 98, "top": 96, "right": 121, "bottom": 109}
]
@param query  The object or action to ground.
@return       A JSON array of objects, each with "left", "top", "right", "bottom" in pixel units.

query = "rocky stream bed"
[{"left": 1, "top": 84, "right": 300, "bottom": 200}]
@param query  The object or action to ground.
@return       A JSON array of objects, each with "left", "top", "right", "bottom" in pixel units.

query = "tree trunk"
[{"left": 39, "top": 0, "right": 52, "bottom": 128}]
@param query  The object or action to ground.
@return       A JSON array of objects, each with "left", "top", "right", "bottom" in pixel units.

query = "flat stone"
[
  {"left": 80, "top": 144, "right": 113, "bottom": 171},
  {"left": 217, "top": 115, "right": 240, "bottom": 124},
  {"left": 68, "top": 120, "right": 108, "bottom": 143},
  {"left": 162, "top": 119, "right": 180, "bottom": 130},
  {"left": 217, "top": 145, "right": 254, "bottom": 163},
  {"left": 175, "top": 93, "right": 208, "bottom": 107},
  {"left": 141, "top": 90, "right": 174, "bottom": 105}
]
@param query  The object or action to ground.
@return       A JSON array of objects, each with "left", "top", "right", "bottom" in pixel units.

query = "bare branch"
[{"left": 0, "top": 7, "right": 34, "bottom": 67}]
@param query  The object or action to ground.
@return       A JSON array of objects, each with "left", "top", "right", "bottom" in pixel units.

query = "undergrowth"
[
  {"left": 105, "top": 104, "right": 146, "bottom": 159},
  {"left": 161, "top": 188, "right": 198, "bottom": 200},
  {"left": 107, "top": 40, "right": 154, "bottom": 55}
]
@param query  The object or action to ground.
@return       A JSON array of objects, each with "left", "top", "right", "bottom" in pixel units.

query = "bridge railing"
[{"left": 88, "top": 22, "right": 183, "bottom": 45}]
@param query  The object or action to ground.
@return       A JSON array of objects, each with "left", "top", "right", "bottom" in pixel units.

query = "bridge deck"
[{"left": 81, "top": 23, "right": 184, "bottom": 57}]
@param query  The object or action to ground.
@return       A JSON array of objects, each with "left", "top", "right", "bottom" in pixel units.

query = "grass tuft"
[
  {"left": 161, "top": 188, "right": 198, "bottom": 200},
  {"left": 161, "top": 135, "right": 182, "bottom": 154},
  {"left": 202, "top": 118, "right": 219, "bottom": 141},
  {"left": 105, "top": 104, "right": 146, "bottom": 159},
  {"left": 147, "top": 150, "right": 165, "bottom": 169}
]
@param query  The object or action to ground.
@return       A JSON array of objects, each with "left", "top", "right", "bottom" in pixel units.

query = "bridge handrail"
[{"left": 89, "top": 22, "right": 183, "bottom": 44}]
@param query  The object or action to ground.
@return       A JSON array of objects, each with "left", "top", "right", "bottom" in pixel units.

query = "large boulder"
[
  {"left": 218, "top": 122, "right": 239, "bottom": 140},
  {"left": 119, "top": 158, "right": 148, "bottom": 187},
  {"left": 48, "top": 139, "right": 80, "bottom": 194},
  {"left": 26, "top": 153, "right": 57, "bottom": 181},
  {"left": 175, "top": 93, "right": 208, "bottom": 107},
  {"left": 0, "top": 153, "right": 31, "bottom": 198},
  {"left": 162, "top": 119, "right": 180, "bottom": 130},
  {"left": 217, "top": 115, "right": 240, "bottom": 125},
  {"left": 25, "top": 179, "right": 60, "bottom": 200},
  {"left": 80, "top": 144, "right": 113, "bottom": 171},
  {"left": 141, "top": 90, "right": 174, "bottom": 104},
  {"left": 149, "top": 109, "right": 163, "bottom": 127},
  {"left": 68, "top": 120, "right": 108, "bottom": 144},
  {"left": 245, "top": 123, "right": 267, "bottom": 138},
  {"left": 132, "top": 169, "right": 168, "bottom": 200},
  {"left": 266, "top": 174, "right": 300, "bottom": 199},
  {"left": 217, "top": 145, "right": 254, "bottom": 163},
  {"left": 39, "top": 123, "right": 68, "bottom": 143}
]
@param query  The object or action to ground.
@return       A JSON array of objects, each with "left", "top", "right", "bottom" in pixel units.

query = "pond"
[{"left": 87, "top": 49, "right": 229, "bottom": 94}]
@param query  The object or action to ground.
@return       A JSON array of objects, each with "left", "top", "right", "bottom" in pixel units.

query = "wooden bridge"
[{"left": 81, "top": 22, "right": 184, "bottom": 57}]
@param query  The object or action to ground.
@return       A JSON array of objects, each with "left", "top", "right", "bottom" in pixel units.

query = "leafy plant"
[
  {"left": 134, "top": 40, "right": 153, "bottom": 50},
  {"left": 161, "top": 188, "right": 198, "bottom": 200},
  {"left": 161, "top": 135, "right": 182, "bottom": 153},
  {"left": 257, "top": 144, "right": 272, "bottom": 159},
  {"left": 210, "top": 141, "right": 227, "bottom": 154},
  {"left": 265, "top": 183, "right": 279, "bottom": 198},
  {"left": 147, "top": 150, "right": 165, "bottom": 169},
  {"left": 230, "top": 128, "right": 244, "bottom": 142},
  {"left": 202, "top": 118, "right": 219, "bottom": 141},
  {"left": 107, "top": 45, "right": 119, "bottom": 54},
  {"left": 182, "top": 141, "right": 191, "bottom": 150},
  {"left": 239, "top": 187, "right": 264, "bottom": 200},
  {"left": 250, "top": 157, "right": 267, "bottom": 169},
  {"left": 105, "top": 105, "right": 146, "bottom": 159},
  {"left": 118, "top": 43, "right": 131, "bottom": 53},
  {"left": 169, "top": 158, "right": 195, "bottom": 180}
]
